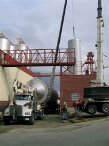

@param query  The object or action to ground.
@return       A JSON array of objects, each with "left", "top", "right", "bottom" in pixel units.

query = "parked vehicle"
[
  {"left": 3, "top": 83, "right": 44, "bottom": 125},
  {"left": 75, "top": 0, "right": 109, "bottom": 116}
]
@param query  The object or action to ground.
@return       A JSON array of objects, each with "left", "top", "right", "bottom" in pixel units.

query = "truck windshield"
[{"left": 15, "top": 95, "right": 30, "bottom": 100}]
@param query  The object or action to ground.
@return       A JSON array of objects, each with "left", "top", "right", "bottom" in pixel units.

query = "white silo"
[
  {"left": 10, "top": 42, "right": 17, "bottom": 58},
  {"left": 16, "top": 37, "right": 31, "bottom": 69},
  {"left": 0, "top": 33, "right": 10, "bottom": 52},
  {"left": 16, "top": 37, "right": 29, "bottom": 62},
  {"left": 17, "top": 37, "right": 29, "bottom": 50},
  {"left": 68, "top": 39, "right": 82, "bottom": 75}
]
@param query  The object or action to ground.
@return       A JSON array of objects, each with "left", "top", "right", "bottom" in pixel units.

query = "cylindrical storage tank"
[
  {"left": 19, "top": 43, "right": 28, "bottom": 50},
  {"left": 10, "top": 43, "right": 17, "bottom": 58},
  {"left": 17, "top": 44, "right": 28, "bottom": 62},
  {"left": 27, "top": 78, "right": 58, "bottom": 104},
  {"left": 0, "top": 33, "right": 10, "bottom": 52},
  {"left": 16, "top": 38, "right": 29, "bottom": 63},
  {"left": 68, "top": 39, "right": 82, "bottom": 75},
  {"left": 19, "top": 44, "right": 30, "bottom": 64}
]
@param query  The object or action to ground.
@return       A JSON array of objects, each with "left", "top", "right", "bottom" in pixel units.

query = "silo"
[
  {"left": 10, "top": 43, "right": 17, "bottom": 58},
  {"left": 68, "top": 39, "right": 82, "bottom": 75},
  {"left": 19, "top": 43, "right": 29, "bottom": 50},
  {"left": 16, "top": 37, "right": 31, "bottom": 69},
  {"left": 16, "top": 37, "right": 29, "bottom": 63},
  {"left": 0, "top": 33, "right": 10, "bottom": 52}
]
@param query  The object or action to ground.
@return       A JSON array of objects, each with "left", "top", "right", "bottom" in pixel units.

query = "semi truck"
[
  {"left": 76, "top": 0, "right": 109, "bottom": 116},
  {"left": 3, "top": 81, "right": 44, "bottom": 125},
  {"left": 82, "top": 85, "right": 109, "bottom": 115}
]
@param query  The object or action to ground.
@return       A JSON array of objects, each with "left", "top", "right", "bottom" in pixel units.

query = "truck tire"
[
  {"left": 101, "top": 103, "right": 109, "bottom": 115},
  {"left": 39, "top": 110, "right": 44, "bottom": 120},
  {"left": 29, "top": 113, "right": 34, "bottom": 125},
  {"left": 3, "top": 117, "right": 11, "bottom": 125},
  {"left": 86, "top": 104, "right": 97, "bottom": 115},
  {"left": 36, "top": 110, "right": 44, "bottom": 120}
]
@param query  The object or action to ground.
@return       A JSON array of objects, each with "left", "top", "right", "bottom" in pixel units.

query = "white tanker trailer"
[{"left": 27, "top": 78, "right": 59, "bottom": 113}]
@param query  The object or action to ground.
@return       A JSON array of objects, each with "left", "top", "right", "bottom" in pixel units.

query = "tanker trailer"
[{"left": 27, "top": 78, "right": 59, "bottom": 113}]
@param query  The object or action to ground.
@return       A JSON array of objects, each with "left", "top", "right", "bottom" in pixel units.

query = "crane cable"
[{"left": 50, "top": 0, "right": 68, "bottom": 90}]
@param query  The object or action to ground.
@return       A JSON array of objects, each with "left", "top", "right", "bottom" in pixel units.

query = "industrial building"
[
  {"left": 0, "top": 32, "right": 96, "bottom": 111},
  {"left": 0, "top": 33, "right": 36, "bottom": 111},
  {"left": 60, "top": 39, "right": 96, "bottom": 107}
]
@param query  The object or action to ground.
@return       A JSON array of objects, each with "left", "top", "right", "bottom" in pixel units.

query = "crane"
[
  {"left": 96, "top": 0, "right": 104, "bottom": 86},
  {"left": 80, "top": 0, "right": 109, "bottom": 116},
  {"left": 50, "top": 0, "right": 67, "bottom": 90}
]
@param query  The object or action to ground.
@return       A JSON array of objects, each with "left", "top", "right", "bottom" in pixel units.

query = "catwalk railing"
[{"left": 0, "top": 49, "right": 75, "bottom": 67}]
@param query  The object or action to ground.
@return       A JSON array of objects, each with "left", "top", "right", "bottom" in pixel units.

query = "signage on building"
[{"left": 71, "top": 93, "right": 80, "bottom": 100}]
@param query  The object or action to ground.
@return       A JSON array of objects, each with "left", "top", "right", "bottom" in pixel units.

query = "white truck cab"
[{"left": 3, "top": 93, "right": 34, "bottom": 124}]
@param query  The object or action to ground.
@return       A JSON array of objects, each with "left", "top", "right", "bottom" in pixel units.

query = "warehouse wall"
[{"left": 0, "top": 66, "right": 34, "bottom": 103}]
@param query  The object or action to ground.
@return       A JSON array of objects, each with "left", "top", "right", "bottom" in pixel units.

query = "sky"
[{"left": 0, "top": 0, "right": 109, "bottom": 84}]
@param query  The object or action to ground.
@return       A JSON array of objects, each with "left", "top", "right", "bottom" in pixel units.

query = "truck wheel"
[
  {"left": 29, "top": 113, "right": 34, "bottom": 125},
  {"left": 101, "top": 103, "right": 109, "bottom": 115},
  {"left": 39, "top": 111, "right": 44, "bottom": 120},
  {"left": 3, "top": 117, "right": 11, "bottom": 125},
  {"left": 86, "top": 104, "right": 97, "bottom": 115}
]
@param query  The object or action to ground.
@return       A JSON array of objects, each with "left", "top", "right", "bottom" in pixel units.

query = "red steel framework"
[
  {"left": 82, "top": 52, "right": 95, "bottom": 74},
  {"left": 0, "top": 49, "right": 75, "bottom": 67},
  {"left": 0, "top": 49, "right": 96, "bottom": 75}
]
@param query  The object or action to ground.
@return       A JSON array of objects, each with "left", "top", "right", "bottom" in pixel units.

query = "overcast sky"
[{"left": 0, "top": 0, "right": 109, "bottom": 83}]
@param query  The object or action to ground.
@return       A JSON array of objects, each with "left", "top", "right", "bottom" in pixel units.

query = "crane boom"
[
  {"left": 50, "top": 0, "right": 67, "bottom": 89},
  {"left": 96, "top": 0, "right": 104, "bottom": 86}
]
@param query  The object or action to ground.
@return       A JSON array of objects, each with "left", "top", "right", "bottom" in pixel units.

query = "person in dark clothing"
[{"left": 61, "top": 102, "right": 68, "bottom": 120}]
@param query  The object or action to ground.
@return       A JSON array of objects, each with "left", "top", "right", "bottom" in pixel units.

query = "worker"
[
  {"left": 57, "top": 99, "right": 61, "bottom": 114},
  {"left": 61, "top": 102, "right": 68, "bottom": 120}
]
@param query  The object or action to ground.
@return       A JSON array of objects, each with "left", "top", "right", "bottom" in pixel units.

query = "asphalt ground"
[{"left": 0, "top": 113, "right": 109, "bottom": 134}]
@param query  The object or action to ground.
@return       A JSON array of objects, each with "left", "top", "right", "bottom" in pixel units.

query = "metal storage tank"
[
  {"left": 10, "top": 43, "right": 17, "bottom": 58},
  {"left": 0, "top": 33, "right": 10, "bottom": 52},
  {"left": 68, "top": 39, "right": 82, "bottom": 75},
  {"left": 27, "top": 78, "right": 58, "bottom": 104},
  {"left": 20, "top": 44, "right": 28, "bottom": 50},
  {"left": 17, "top": 37, "right": 29, "bottom": 50},
  {"left": 16, "top": 37, "right": 29, "bottom": 63}
]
